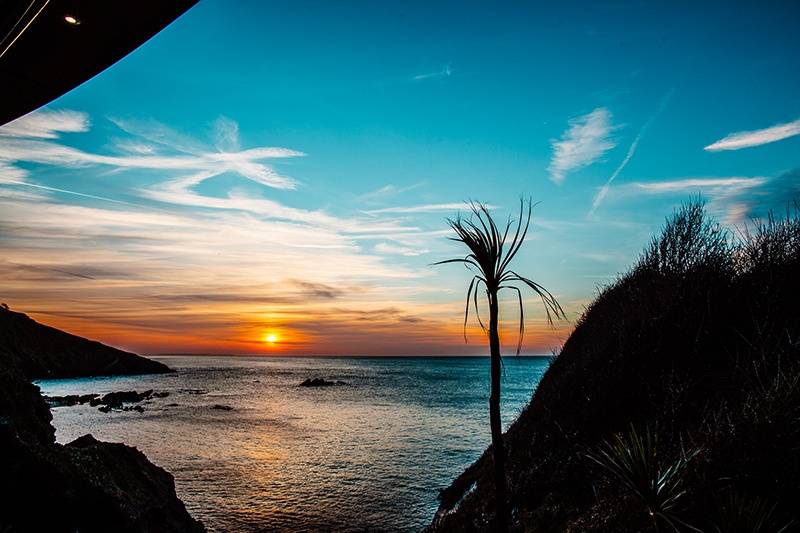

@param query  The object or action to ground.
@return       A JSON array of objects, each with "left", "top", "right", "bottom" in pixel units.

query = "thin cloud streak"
[
  {"left": 704, "top": 117, "right": 800, "bottom": 151},
  {"left": 412, "top": 63, "right": 452, "bottom": 81},
  {"left": 366, "top": 202, "right": 492, "bottom": 215},
  {"left": 357, "top": 182, "right": 425, "bottom": 203},
  {"left": 0, "top": 178, "right": 157, "bottom": 210},
  {"left": 628, "top": 177, "right": 767, "bottom": 193}
]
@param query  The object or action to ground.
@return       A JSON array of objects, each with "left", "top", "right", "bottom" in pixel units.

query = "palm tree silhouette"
[{"left": 437, "top": 199, "right": 565, "bottom": 532}]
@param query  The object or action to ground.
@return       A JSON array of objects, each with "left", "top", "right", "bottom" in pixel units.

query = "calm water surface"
[{"left": 38, "top": 356, "right": 549, "bottom": 532}]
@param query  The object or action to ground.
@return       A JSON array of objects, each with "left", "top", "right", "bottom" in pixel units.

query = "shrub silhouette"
[{"left": 431, "top": 199, "right": 800, "bottom": 532}]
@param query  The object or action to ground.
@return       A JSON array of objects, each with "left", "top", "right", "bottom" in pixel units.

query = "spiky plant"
[
  {"left": 711, "top": 492, "right": 794, "bottom": 533},
  {"left": 585, "top": 424, "right": 701, "bottom": 532},
  {"left": 437, "top": 199, "right": 565, "bottom": 532}
]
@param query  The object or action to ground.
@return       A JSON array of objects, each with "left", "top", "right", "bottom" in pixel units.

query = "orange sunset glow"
[{"left": 14, "top": 295, "right": 571, "bottom": 356}]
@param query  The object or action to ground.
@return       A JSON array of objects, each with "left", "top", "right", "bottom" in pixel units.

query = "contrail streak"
[
  {"left": 588, "top": 89, "right": 675, "bottom": 217},
  {"left": 1, "top": 179, "right": 165, "bottom": 211}
]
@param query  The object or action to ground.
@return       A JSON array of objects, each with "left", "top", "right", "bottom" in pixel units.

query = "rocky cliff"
[{"left": 0, "top": 306, "right": 203, "bottom": 532}]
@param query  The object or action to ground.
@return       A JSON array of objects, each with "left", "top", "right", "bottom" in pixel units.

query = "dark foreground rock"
[
  {"left": 0, "top": 308, "right": 171, "bottom": 379},
  {"left": 0, "top": 361, "right": 203, "bottom": 532},
  {"left": 299, "top": 377, "right": 348, "bottom": 387},
  {"left": 0, "top": 307, "right": 203, "bottom": 532}
]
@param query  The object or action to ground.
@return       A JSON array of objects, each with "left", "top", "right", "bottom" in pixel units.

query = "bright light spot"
[
  {"left": 64, "top": 15, "right": 80, "bottom": 25},
  {"left": 263, "top": 332, "right": 279, "bottom": 344}
]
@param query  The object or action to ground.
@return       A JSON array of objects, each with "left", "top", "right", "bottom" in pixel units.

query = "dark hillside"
[
  {"left": 0, "top": 307, "right": 170, "bottom": 379},
  {"left": 431, "top": 202, "right": 800, "bottom": 532}
]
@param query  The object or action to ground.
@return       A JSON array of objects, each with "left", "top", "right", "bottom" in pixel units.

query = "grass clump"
[{"left": 586, "top": 425, "right": 700, "bottom": 531}]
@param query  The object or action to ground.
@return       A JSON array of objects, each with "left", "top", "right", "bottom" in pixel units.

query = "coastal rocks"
[
  {"left": 44, "top": 393, "right": 99, "bottom": 408},
  {"left": 47, "top": 390, "right": 171, "bottom": 412},
  {"left": 0, "top": 361, "right": 55, "bottom": 445},
  {"left": 0, "top": 309, "right": 203, "bottom": 531},
  {"left": 62, "top": 434, "right": 203, "bottom": 531},
  {"left": 299, "top": 377, "right": 348, "bottom": 387},
  {"left": 90, "top": 389, "right": 154, "bottom": 408},
  {"left": 0, "top": 359, "right": 204, "bottom": 532}
]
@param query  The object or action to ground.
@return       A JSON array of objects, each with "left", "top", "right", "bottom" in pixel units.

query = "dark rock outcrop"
[
  {"left": 0, "top": 307, "right": 203, "bottom": 532},
  {"left": 44, "top": 393, "right": 100, "bottom": 407},
  {"left": 299, "top": 377, "right": 348, "bottom": 387},
  {"left": 90, "top": 389, "right": 154, "bottom": 409},
  {"left": 0, "top": 308, "right": 171, "bottom": 379},
  {"left": 47, "top": 390, "right": 171, "bottom": 412}
]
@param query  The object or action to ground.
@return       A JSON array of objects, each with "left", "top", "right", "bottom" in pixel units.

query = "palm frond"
[
  {"left": 437, "top": 198, "right": 564, "bottom": 351},
  {"left": 473, "top": 277, "right": 487, "bottom": 333},
  {"left": 501, "top": 285, "right": 525, "bottom": 355},
  {"left": 463, "top": 276, "right": 477, "bottom": 342}
]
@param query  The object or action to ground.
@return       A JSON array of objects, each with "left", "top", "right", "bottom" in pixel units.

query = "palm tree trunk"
[{"left": 488, "top": 289, "right": 508, "bottom": 532}]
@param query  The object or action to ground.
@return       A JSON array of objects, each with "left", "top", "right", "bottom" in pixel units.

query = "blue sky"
[{"left": 1, "top": 1, "right": 799, "bottom": 354}]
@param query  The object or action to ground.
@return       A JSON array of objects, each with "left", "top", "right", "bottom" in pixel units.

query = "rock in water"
[
  {"left": 44, "top": 393, "right": 99, "bottom": 407},
  {"left": 90, "top": 390, "right": 154, "bottom": 409},
  {"left": 299, "top": 377, "right": 348, "bottom": 387}
]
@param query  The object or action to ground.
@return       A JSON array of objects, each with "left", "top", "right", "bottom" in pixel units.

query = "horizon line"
[{"left": 146, "top": 353, "right": 556, "bottom": 358}]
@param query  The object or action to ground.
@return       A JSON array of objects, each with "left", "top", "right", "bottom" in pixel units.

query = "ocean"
[{"left": 37, "top": 356, "right": 550, "bottom": 532}]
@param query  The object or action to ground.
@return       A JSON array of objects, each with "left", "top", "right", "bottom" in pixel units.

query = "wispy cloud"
[
  {"left": 113, "top": 139, "right": 157, "bottom": 155},
  {"left": 0, "top": 112, "right": 303, "bottom": 190},
  {"left": 0, "top": 108, "right": 483, "bottom": 354},
  {"left": 549, "top": 107, "right": 616, "bottom": 184},
  {"left": 374, "top": 242, "right": 429, "bottom": 256},
  {"left": 610, "top": 176, "right": 770, "bottom": 224},
  {"left": 627, "top": 177, "right": 766, "bottom": 193},
  {"left": 0, "top": 109, "right": 89, "bottom": 139},
  {"left": 357, "top": 182, "right": 425, "bottom": 203},
  {"left": 365, "top": 202, "right": 476, "bottom": 215},
  {"left": 589, "top": 90, "right": 674, "bottom": 216},
  {"left": 704, "top": 117, "right": 800, "bottom": 152},
  {"left": 213, "top": 116, "right": 240, "bottom": 152},
  {"left": 412, "top": 63, "right": 452, "bottom": 81},
  {"left": 1, "top": 107, "right": 573, "bottom": 355}
]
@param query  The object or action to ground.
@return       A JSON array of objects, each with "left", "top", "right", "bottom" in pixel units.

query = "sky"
[{"left": 1, "top": 0, "right": 799, "bottom": 355}]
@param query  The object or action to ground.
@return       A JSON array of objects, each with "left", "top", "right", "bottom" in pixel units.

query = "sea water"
[{"left": 38, "top": 356, "right": 549, "bottom": 532}]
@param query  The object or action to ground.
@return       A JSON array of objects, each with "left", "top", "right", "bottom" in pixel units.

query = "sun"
[{"left": 263, "top": 332, "right": 279, "bottom": 345}]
